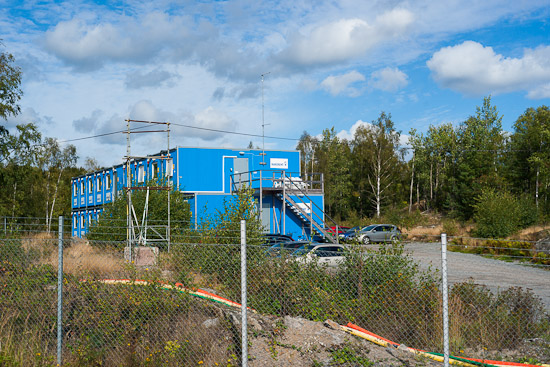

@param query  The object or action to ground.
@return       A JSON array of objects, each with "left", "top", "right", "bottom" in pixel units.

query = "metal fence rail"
[{"left": 0, "top": 217, "right": 549, "bottom": 366}]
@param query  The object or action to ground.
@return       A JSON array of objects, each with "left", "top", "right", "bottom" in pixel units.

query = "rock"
[
  {"left": 323, "top": 319, "right": 341, "bottom": 330},
  {"left": 202, "top": 318, "right": 220, "bottom": 328}
]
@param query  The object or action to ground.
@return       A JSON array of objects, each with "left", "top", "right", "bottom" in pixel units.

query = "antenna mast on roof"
[{"left": 260, "top": 72, "right": 270, "bottom": 165}]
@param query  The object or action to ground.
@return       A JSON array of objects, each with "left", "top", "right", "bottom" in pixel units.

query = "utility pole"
[{"left": 260, "top": 72, "right": 270, "bottom": 166}]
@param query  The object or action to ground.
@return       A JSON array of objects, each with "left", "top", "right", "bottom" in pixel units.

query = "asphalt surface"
[{"left": 403, "top": 242, "right": 550, "bottom": 310}]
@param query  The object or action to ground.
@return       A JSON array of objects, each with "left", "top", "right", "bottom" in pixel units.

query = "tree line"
[
  {"left": 0, "top": 45, "right": 84, "bottom": 230},
  {"left": 2, "top": 45, "right": 549, "bottom": 235},
  {"left": 296, "top": 97, "right": 550, "bottom": 230}
]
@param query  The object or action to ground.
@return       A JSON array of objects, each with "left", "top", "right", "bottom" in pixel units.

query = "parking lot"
[{"left": 403, "top": 242, "right": 550, "bottom": 309}]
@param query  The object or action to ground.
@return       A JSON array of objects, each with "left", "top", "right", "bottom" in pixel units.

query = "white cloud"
[
  {"left": 279, "top": 8, "right": 414, "bottom": 66},
  {"left": 192, "top": 106, "right": 238, "bottom": 141},
  {"left": 527, "top": 84, "right": 550, "bottom": 99},
  {"left": 125, "top": 68, "right": 181, "bottom": 89},
  {"left": 43, "top": 13, "right": 193, "bottom": 71},
  {"left": 369, "top": 67, "right": 408, "bottom": 92},
  {"left": 5, "top": 107, "right": 53, "bottom": 129},
  {"left": 73, "top": 109, "right": 103, "bottom": 133},
  {"left": 427, "top": 41, "right": 550, "bottom": 98},
  {"left": 335, "top": 119, "right": 371, "bottom": 141},
  {"left": 320, "top": 70, "right": 365, "bottom": 96}
]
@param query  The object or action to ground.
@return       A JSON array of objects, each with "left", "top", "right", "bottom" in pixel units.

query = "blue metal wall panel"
[{"left": 71, "top": 146, "right": 322, "bottom": 241}]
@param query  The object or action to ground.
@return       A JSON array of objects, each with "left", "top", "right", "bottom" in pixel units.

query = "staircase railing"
[{"left": 230, "top": 170, "right": 341, "bottom": 243}]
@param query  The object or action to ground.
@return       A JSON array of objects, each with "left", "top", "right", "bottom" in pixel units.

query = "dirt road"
[{"left": 404, "top": 242, "right": 550, "bottom": 309}]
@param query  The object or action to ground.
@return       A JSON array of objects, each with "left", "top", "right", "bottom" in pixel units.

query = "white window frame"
[
  {"left": 165, "top": 159, "right": 173, "bottom": 177},
  {"left": 151, "top": 162, "right": 157, "bottom": 179},
  {"left": 138, "top": 165, "right": 145, "bottom": 183},
  {"left": 106, "top": 174, "right": 111, "bottom": 190}
]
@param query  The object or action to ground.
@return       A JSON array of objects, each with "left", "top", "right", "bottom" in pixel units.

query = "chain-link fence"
[{"left": 1, "top": 216, "right": 549, "bottom": 366}]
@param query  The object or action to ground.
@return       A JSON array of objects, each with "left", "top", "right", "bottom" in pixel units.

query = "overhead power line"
[
  {"left": 169, "top": 122, "right": 297, "bottom": 141},
  {"left": 57, "top": 121, "right": 298, "bottom": 144}
]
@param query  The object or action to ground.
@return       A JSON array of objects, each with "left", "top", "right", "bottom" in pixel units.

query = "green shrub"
[{"left": 473, "top": 189, "right": 525, "bottom": 238}]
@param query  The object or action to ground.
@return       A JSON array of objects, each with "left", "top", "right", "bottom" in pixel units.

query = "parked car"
[
  {"left": 291, "top": 244, "right": 346, "bottom": 266},
  {"left": 265, "top": 240, "right": 313, "bottom": 257},
  {"left": 339, "top": 226, "right": 362, "bottom": 241},
  {"left": 326, "top": 226, "right": 350, "bottom": 235},
  {"left": 260, "top": 234, "right": 294, "bottom": 246},
  {"left": 356, "top": 224, "right": 401, "bottom": 244}
]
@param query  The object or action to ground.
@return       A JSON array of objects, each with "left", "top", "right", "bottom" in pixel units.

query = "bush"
[
  {"left": 87, "top": 179, "right": 192, "bottom": 247},
  {"left": 473, "top": 189, "right": 527, "bottom": 238}
]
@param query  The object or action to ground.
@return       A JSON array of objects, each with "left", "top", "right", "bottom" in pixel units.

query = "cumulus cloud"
[
  {"left": 212, "top": 87, "right": 225, "bottom": 101},
  {"left": 190, "top": 106, "right": 238, "bottom": 141},
  {"left": 335, "top": 119, "right": 371, "bottom": 141},
  {"left": 125, "top": 68, "right": 181, "bottom": 89},
  {"left": 320, "top": 70, "right": 365, "bottom": 96},
  {"left": 73, "top": 109, "right": 103, "bottom": 133},
  {"left": 279, "top": 8, "right": 414, "bottom": 67},
  {"left": 5, "top": 107, "right": 53, "bottom": 129},
  {"left": 427, "top": 41, "right": 550, "bottom": 98},
  {"left": 43, "top": 13, "right": 193, "bottom": 71},
  {"left": 73, "top": 100, "right": 239, "bottom": 146},
  {"left": 369, "top": 67, "right": 408, "bottom": 92}
]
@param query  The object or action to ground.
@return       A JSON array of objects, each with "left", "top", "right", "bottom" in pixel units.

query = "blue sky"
[{"left": 2, "top": 0, "right": 550, "bottom": 166}]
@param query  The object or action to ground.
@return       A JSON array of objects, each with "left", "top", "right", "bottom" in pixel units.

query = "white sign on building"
[{"left": 270, "top": 158, "right": 288, "bottom": 169}]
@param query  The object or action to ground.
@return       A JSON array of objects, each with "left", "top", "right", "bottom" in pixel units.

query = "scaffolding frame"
[{"left": 123, "top": 119, "right": 171, "bottom": 261}]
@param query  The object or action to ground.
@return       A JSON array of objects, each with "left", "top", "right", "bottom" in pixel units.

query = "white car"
[{"left": 291, "top": 244, "right": 345, "bottom": 267}]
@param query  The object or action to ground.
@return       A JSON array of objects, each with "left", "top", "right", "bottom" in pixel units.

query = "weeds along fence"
[{"left": 0, "top": 217, "right": 549, "bottom": 366}]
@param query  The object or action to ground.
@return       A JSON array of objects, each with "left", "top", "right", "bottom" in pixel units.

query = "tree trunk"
[
  {"left": 409, "top": 152, "right": 415, "bottom": 213},
  {"left": 376, "top": 152, "right": 381, "bottom": 217},
  {"left": 45, "top": 171, "right": 51, "bottom": 233},
  {"left": 536, "top": 166, "right": 539, "bottom": 209},
  {"left": 12, "top": 182, "right": 17, "bottom": 218},
  {"left": 429, "top": 162, "right": 433, "bottom": 202}
]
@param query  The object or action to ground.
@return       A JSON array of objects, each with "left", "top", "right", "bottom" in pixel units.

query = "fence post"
[
  {"left": 57, "top": 216, "right": 64, "bottom": 366},
  {"left": 240, "top": 220, "right": 248, "bottom": 367},
  {"left": 441, "top": 233, "right": 449, "bottom": 367}
]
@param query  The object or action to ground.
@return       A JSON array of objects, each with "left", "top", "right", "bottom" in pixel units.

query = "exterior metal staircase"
[{"left": 276, "top": 192, "right": 337, "bottom": 243}]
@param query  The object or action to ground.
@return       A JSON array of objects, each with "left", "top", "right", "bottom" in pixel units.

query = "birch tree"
[{"left": 353, "top": 112, "right": 401, "bottom": 217}]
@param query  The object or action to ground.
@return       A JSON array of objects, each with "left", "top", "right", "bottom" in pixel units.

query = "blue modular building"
[{"left": 71, "top": 146, "right": 335, "bottom": 242}]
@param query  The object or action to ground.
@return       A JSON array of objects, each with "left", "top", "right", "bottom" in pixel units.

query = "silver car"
[
  {"left": 291, "top": 244, "right": 346, "bottom": 266},
  {"left": 356, "top": 224, "right": 401, "bottom": 244}
]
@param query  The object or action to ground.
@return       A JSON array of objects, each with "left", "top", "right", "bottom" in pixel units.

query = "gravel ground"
[{"left": 404, "top": 242, "right": 550, "bottom": 309}]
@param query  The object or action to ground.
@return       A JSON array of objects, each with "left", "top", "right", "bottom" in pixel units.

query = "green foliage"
[
  {"left": 329, "top": 344, "right": 373, "bottom": 366},
  {"left": 193, "top": 185, "right": 265, "bottom": 245},
  {"left": 473, "top": 189, "right": 534, "bottom": 238},
  {"left": 448, "top": 283, "right": 548, "bottom": 352},
  {"left": 0, "top": 49, "right": 23, "bottom": 121},
  {"left": 87, "top": 180, "right": 192, "bottom": 247},
  {"left": 351, "top": 112, "right": 403, "bottom": 218},
  {"left": 449, "top": 239, "right": 549, "bottom": 266},
  {"left": 0, "top": 239, "right": 235, "bottom": 366}
]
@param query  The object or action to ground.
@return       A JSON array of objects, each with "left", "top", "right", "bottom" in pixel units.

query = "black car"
[{"left": 260, "top": 234, "right": 294, "bottom": 246}]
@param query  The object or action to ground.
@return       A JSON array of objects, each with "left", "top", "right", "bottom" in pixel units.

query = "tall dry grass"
[{"left": 19, "top": 232, "right": 125, "bottom": 277}]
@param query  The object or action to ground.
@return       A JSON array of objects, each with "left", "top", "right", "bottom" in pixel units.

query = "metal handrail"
[{"left": 229, "top": 170, "right": 339, "bottom": 242}]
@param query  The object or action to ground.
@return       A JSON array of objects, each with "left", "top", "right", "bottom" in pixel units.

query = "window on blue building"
[
  {"left": 138, "top": 166, "right": 145, "bottom": 183},
  {"left": 106, "top": 175, "right": 111, "bottom": 190},
  {"left": 88, "top": 178, "right": 93, "bottom": 194},
  {"left": 97, "top": 175, "right": 102, "bottom": 191}
]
